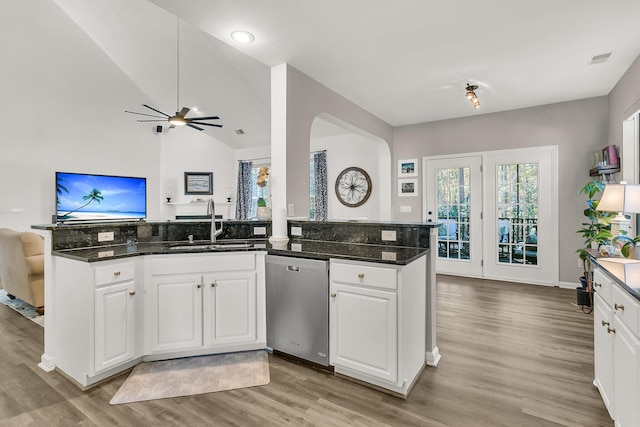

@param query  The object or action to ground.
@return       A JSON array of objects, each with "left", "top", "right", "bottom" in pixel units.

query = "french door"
[{"left": 424, "top": 147, "right": 558, "bottom": 285}]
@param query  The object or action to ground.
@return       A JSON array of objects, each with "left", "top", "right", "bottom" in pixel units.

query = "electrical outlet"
[
  {"left": 253, "top": 227, "right": 267, "bottom": 236},
  {"left": 291, "top": 226, "right": 302, "bottom": 237},
  {"left": 381, "top": 230, "right": 397, "bottom": 241},
  {"left": 98, "top": 232, "right": 114, "bottom": 242}
]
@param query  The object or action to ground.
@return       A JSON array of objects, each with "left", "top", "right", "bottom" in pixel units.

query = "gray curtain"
[
  {"left": 314, "top": 151, "right": 328, "bottom": 221},
  {"left": 235, "top": 160, "right": 253, "bottom": 220}
]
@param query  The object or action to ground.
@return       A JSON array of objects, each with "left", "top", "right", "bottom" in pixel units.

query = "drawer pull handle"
[
  {"left": 113, "top": 271, "right": 121, "bottom": 277},
  {"left": 601, "top": 320, "right": 610, "bottom": 327},
  {"left": 358, "top": 273, "right": 365, "bottom": 279},
  {"left": 594, "top": 282, "right": 601, "bottom": 288},
  {"left": 129, "top": 291, "right": 136, "bottom": 296},
  {"left": 615, "top": 303, "right": 625, "bottom": 311},
  {"left": 607, "top": 327, "right": 616, "bottom": 334},
  {"left": 330, "top": 293, "right": 337, "bottom": 298}
]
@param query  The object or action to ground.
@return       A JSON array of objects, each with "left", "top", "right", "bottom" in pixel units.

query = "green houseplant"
[{"left": 576, "top": 179, "right": 614, "bottom": 261}]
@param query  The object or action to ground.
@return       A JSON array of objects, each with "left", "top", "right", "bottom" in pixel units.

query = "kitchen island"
[{"left": 32, "top": 219, "right": 439, "bottom": 396}]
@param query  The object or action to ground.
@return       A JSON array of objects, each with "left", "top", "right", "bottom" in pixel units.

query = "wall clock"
[{"left": 335, "top": 167, "right": 372, "bottom": 207}]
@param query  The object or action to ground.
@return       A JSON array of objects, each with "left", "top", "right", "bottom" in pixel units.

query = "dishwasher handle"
[{"left": 286, "top": 265, "right": 300, "bottom": 272}]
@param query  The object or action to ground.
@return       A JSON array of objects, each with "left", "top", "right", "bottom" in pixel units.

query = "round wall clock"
[{"left": 335, "top": 167, "right": 372, "bottom": 207}]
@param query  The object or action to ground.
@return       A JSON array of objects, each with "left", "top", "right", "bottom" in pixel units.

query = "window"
[{"left": 249, "top": 165, "right": 270, "bottom": 219}]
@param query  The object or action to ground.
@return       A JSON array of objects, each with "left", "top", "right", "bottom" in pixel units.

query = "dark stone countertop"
[
  {"left": 589, "top": 255, "right": 640, "bottom": 301},
  {"left": 53, "top": 239, "right": 429, "bottom": 266}
]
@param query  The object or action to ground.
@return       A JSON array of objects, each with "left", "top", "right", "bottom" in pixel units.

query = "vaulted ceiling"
[{"left": 56, "top": 0, "right": 640, "bottom": 148}]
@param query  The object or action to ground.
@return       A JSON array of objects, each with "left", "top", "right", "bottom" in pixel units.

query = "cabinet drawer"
[
  {"left": 331, "top": 261, "right": 397, "bottom": 290},
  {"left": 94, "top": 261, "right": 135, "bottom": 286},
  {"left": 611, "top": 284, "right": 639, "bottom": 336},
  {"left": 150, "top": 253, "right": 256, "bottom": 275},
  {"left": 593, "top": 268, "right": 612, "bottom": 304}
]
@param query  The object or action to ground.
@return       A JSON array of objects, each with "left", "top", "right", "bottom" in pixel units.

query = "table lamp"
[{"left": 596, "top": 182, "right": 640, "bottom": 237}]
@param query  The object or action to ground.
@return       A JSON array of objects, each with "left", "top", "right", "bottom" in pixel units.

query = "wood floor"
[{"left": 0, "top": 276, "right": 613, "bottom": 426}]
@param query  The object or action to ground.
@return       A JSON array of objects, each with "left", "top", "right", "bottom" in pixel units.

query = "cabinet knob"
[
  {"left": 330, "top": 293, "right": 337, "bottom": 298},
  {"left": 594, "top": 282, "right": 601, "bottom": 288},
  {"left": 114, "top": 271, "right": 121, "bottom": 277},
  {"left": 607, "top": 327, "right": 616, "bottom": 334},
  {"left": 615, "top": 303, "right": 625, "bottom": 311},
  {"left": 128, "top": 291, "right": 136, "bottom": 296},
  {"left": 601, "top": 320, "right": 610, "bottom": 327},
  {"left": 211, "top": 282, "right": 216, "bottom": 288},
  {"left": 196, "top": 284, "right": 202, "bottom": 289},
  {"left": 358, "top": 273, "right": 365, "bottom": 279}
]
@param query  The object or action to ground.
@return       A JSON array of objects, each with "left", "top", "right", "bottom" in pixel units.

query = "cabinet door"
[
  {"left": 204, "top": 272, "right": 257, "bottom": 346},
  {"left": 330, "top": 282, "right": 397, "bottom": 383},
  {"left": 612, "top": 318, "right": 640, "bottom": 427},
  {"left": 94, "top": 281, "right": 136, "bottom": 373},
  {"left": 593, "top": 293, "right": 614, "bottom": 416},
  {"left": 150, "top": 275, "right": 203, "bottom": 352}
]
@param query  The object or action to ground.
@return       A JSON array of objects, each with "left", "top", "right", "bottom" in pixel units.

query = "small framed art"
[
  {"left": 184, "top": 172, "right": 213, "bottom": 195},
  {"left": 398, "top": 178, "right": 418, "bottom": 197},
  {"left": 398, "top": 159, "right": 418, "bottom": 177}
]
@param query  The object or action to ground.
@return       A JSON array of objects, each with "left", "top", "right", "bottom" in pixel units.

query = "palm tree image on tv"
[
  {"left": 59, "top": 189, "right": 103, "bottom": 218},
  {"left": 56, "top": 172, "right": 147, "bottom": 221}
]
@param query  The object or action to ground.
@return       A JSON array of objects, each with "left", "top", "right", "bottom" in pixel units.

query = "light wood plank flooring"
[{"left": 0, "top": 276, "right": 613, "bottom": 426}]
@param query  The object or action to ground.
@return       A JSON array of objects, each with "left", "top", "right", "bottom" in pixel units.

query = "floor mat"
[{"left": 0, "top": 289, "right": 43, "bottom": 327}]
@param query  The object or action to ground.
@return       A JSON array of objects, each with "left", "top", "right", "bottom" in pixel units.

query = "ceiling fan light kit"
[
  {"left": 465, "top": 83, "right": 480, "bottom": 109},
  {"left": 125, "top": 18, "right": 222, "bottom": 132}
]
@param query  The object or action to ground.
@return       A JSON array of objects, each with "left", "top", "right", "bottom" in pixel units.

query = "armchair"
[{"left": 0, "top": 228, "right": 44, "bottom": 314}]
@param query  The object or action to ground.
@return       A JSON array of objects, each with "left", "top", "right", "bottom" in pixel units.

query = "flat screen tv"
[{"left": 56, "top": 172, "right": 147, "bottom": 222}]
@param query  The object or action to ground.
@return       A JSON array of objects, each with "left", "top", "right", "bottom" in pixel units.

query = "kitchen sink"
[{"left": 168, "top": 241, "right": 253, "bottom": 250}]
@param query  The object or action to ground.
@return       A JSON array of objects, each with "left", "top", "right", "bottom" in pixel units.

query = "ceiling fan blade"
[
  {"left": 143, "top": 104, "right": 171, "bottom": 117},
  {"left": 136, "top": 120, "right": 167, "bottom": 122},
  {"left": 187, "top": 123, "right": 204, "bottom": 131},
  {"left": 190, "top": 122, "right": 223, "bottom": 128},
  {"left": 125, "top": 110, "right": 167, "bottom": 119},
  {"left": 192, "top": 115, "right": 220, "bottom": 120},
  {"left": 178, "top": 107, "right": 190, "bottom": 118}
]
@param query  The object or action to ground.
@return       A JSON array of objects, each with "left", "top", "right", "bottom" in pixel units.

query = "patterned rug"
[
  {"left": 110, "top": 350, "right": 270, "bottom": 405},
  {"left": 0, "top": 289, "right": 44, "bottom": 327}
]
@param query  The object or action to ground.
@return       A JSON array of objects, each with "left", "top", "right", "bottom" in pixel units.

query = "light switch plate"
[
  {"left": 381, "top": 230, "right": 396, "bottom": 241},
  {"left": 98, "top": 232, "right": 114, "bottom": 242},
  {"left": 291, "top": 226, "right": 303, "bottom": 237},
  {"left": 253, "top": 227, "right": 267, "bottom": 236}
]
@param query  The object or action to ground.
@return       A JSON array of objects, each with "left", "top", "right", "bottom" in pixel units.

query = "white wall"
[{"left": 0, "top": 0, "right": 162, "bottom": 231}]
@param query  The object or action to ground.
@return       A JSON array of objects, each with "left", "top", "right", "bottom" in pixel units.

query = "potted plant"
[
  {"left": 613, "top": 234, "right": 640, "bottom": 258},
  {"left": 576, "top": 179, "right": 613, "bottom": 261}
]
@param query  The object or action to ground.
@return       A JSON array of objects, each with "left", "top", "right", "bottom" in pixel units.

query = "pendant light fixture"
[{"left": 465, "top": 83, "right": 480, "bottom": 109}]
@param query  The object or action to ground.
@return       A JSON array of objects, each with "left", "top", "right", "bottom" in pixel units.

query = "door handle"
[{"left": 286, "top": 266, "right": 300, "bottom": 272}]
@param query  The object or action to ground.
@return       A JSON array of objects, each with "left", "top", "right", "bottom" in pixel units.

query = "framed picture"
[
  {"left": 184, "top": 172, "right": 213, "bottom": 195},
  {"left": 398, "top": 178, "right": 418, "bottom": 197},
  {"left": 398, "top": 158, "right": 418, "bottom": 177}
]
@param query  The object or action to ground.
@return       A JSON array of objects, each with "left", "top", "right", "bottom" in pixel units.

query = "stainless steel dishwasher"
[{"left": 265, "top": 255, "right": 329, "bottom": 366}]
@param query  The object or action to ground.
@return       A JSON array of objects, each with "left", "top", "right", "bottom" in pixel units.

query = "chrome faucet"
[{"left": 207, "top": 199, "right": 223, "bottom": 242}]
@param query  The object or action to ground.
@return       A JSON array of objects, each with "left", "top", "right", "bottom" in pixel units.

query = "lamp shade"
[{"left": 597, "top": 183, "right": 640, "bottom": 213}]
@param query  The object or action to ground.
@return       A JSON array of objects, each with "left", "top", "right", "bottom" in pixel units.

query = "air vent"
[
  {"left": 235, "top": 129, "right": 245, "bottom": 135},
  {"left": 590, "top": 52, "right": 612, "bottom": 65}
]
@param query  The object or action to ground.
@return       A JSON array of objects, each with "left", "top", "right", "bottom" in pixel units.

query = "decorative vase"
[{"left": 256, "top": 206, "right": 271, "bottom": 220}]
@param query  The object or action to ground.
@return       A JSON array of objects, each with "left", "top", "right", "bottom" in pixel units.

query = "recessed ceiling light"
[{"left": 231, "top": 30, "right": 255, "bottom": 44}]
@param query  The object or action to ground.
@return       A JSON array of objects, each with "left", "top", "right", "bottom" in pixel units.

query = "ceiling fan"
[
  {"left": 125, "top": 105, "right": 222, "bottom": 131},
  {"left": 125, "top": 18, "right": 222, "bottom": 132}
]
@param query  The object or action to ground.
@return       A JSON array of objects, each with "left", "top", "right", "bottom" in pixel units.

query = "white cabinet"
[
  {"left": 53, "top": 257, "right": 141, "bottom": 387},
  {"left": 145, "top": 252, "right": 265, "bottom": 359},
  {"left": 329, "top": 257, "right": 426, "bottom": 396},
  {"left": 150, "top": 274, "right": 203, "bottom": 352},
  {"left": 593, "top": 265, "right": 640, "bottom": 426}
]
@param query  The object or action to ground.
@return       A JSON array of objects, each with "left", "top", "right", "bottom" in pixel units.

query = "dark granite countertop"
[
  {"left": 53, "top": 239, "right": 428, "bottom": 266},
  {"left": 589, "top": 255, "right": 640, "bottom": 301}
]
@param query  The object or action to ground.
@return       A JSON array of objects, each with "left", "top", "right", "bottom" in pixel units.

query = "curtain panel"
[
  {"left": 235, "top": 160, "right": 253, "bottom": 220},
  {"left": 314, "top": 151, "right": 328, "bottom": 221}
]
